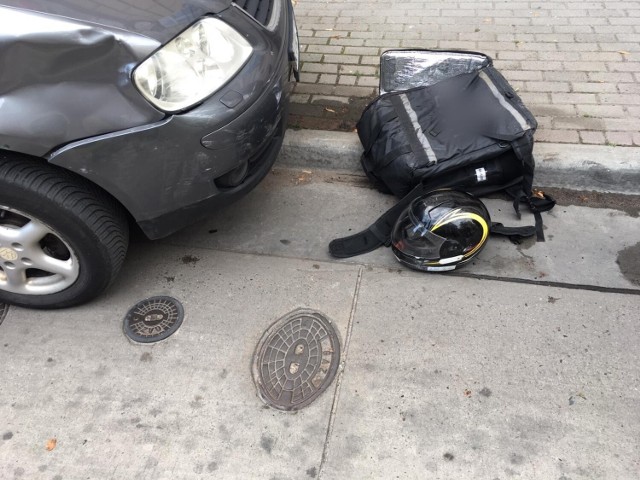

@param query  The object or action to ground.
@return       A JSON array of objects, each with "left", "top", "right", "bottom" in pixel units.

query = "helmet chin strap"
[{"left": 329, "top": 181, "right": 433, "bottom": 258}]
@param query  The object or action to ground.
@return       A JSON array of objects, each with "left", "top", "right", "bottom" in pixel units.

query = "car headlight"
[{"left": 133, "top": 18, "right": 253, "bottom": 112}]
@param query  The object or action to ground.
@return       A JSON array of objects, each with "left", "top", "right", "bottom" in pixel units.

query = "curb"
[{"left": 279, "top": 129, "right": 640, "bottom": 196}]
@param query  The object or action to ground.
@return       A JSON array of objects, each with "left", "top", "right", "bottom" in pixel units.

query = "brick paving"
[{"left": 291, "top": 0, "right": 640, "bottom": 146}]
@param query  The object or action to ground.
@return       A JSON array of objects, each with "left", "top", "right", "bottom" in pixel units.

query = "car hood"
[{"left": 0, "top": 0, "right": 233, "bottom": 43}]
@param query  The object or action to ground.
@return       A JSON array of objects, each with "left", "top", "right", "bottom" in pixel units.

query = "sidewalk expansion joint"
[
  {"left": 455, "top": 272, "right": 640, "bottom": 296},
  {"left": 318, "top": 265, "right": 363, "bottom": 479}
]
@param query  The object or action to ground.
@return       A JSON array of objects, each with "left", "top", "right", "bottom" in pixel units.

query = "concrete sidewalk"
[
  {"left": 1, "top": 167, "right": 639, "bottom": 479},
  {"left": 291, "top": 0, "right": 640, "bottom": 148}
]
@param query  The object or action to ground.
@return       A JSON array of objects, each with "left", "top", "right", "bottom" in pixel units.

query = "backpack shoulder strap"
[
  {"left": 504, "top": 133, "right": 556, "bottom": 242},
  {"left": 490, "top": 222, "right": 536, "bottom": 239},
  {"left": 505, "top": 185, "right": 556, "bottom": 242}
]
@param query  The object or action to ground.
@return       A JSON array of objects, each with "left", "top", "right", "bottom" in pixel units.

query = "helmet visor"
[{"left": 391, "top": 214, "right": 447, "bottom": 262}]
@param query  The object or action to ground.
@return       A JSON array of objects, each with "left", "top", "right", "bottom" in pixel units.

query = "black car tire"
[{"left": 0, "top": 155, "right": 129, "bottom": 309}]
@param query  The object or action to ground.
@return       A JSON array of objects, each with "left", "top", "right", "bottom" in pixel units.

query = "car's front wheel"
[{"left": 0, "top": 155, "right": 129, "bottom": 309}]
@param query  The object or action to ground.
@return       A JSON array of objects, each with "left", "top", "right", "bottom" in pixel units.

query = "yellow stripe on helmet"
[{"left": 431, "top": 211, "right": 489, "bottom": 258}]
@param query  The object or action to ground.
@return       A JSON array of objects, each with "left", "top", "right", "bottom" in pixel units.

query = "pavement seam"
[
  {"left": 156, "top": 242, "right": 640, "bottom": 295},
  {"left": 318, "top": 265, "right": 363, "bottom": 479},
  {"left": 454, "top": 272, "right": 640, "bottom": 296}
]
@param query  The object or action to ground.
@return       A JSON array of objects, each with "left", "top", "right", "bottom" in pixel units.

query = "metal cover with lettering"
[
  {"left": 252, "top": 309, "right": 341, "bottom": 411},
  {"left": 123, "top": 296, "right": 184, "bottom": 343}
]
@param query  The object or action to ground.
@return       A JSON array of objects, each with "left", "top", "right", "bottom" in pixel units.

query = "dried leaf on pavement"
[{"left": 46, "top": 438, "right": 57, "bottom": 451}]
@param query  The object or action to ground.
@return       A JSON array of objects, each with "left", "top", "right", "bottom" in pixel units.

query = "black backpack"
[{"left": 329, "top": 51, "right": 555, "bottom": 259}]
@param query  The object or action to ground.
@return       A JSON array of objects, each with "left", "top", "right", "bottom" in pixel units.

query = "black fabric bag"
[
  {"left": 359, "top": 62, "right": 536, "bottom": 199},
  {"left": 329, "top": 52, "right": 555, "bottom": 259}
]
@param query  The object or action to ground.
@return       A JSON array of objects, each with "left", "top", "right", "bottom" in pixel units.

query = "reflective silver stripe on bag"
[
  {"left": 399, "top": 93, "right": 438, "bottom": 165},
  {"left": 478, "top": 70, "right": 530, "bottom": 131}
]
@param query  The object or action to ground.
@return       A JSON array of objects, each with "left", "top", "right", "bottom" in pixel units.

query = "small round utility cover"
[
  {"left": 123, "top": 296, "right": 184, "bottom": 343},
  {"left": 0, "top": 303, "right": 8, "bottom": 326},
  {"left": 252, "top": 309, "right": 341, "bottom": 411}
]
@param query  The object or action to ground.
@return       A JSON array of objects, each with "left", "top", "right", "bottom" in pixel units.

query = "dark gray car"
[{"left": 0, "top": 0, "right": 298, "bottom": 308}]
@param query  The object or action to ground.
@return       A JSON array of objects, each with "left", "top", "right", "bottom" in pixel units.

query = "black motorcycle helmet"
[{"left": 391, "top": 190, "right": 490, "bottom": 272}]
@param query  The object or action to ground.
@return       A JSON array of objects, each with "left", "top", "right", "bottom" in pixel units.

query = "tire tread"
[{"left": 0, "top": 155, "right": 129, "bottom": 307}]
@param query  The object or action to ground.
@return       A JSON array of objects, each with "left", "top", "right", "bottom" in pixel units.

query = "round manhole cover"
[
  {"left": 252, "top": 309, "right": 341, "bottom": 411},
  {"left": 0, "top": 303, "right": 8, "bottom": 326},
  {"left": 123, "top": 296, "right": 184, "bottom": 343}
]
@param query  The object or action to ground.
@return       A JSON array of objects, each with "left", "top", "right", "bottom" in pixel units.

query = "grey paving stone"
[
  {"left": 606, "top": 131, "right": 637, "bottom": 146},
  {"left": 311, "top": 95, "right": 350, "bottom": 105},
  {"left": 576, "top": 105, "right": 627, "bottom": 118},
  {"left": 602, "top": 118, "right": 640, "bottom": 131},
  {"left": 313, "top": 29, "right": 349, "bottom": 38},
  {"left": 554, "top": 116, "right": 606, "bottom": 131},
  {"left": 550, "top": 93, "right": 598, "bottom": 105},
  {"left": 530, "top": 105, "right": 578, "bottom": 117},
  {"left": 502, "top": 70, "right": 544, "bottom": 81},
  {"left": 497, "top": 51, "right": 540, "bottom": 61},
  {"left": 536, "top": 129, "right": 581, "bottom": 143},
  {"left": 332, "top": 38, "right": 364, "bottom": 47},
  {"left": 600, "top": 93, "right": 640, "bottom": 105},
  {"left": 344, "top": 46, "right": 380, "bottom": 56},
  {"left": 544, "top": 71, "right": 589, "bottom": 82},
  {"left": 298, "top": 72, "right": 319, "bottom": 83},
  {"left": 318, "top": 74, "right": 337, "bottom": 84},
  {"left": 360, "top": 56, "right": 380, "bottom": 65},
  {"left": 618, "top": 83, "right": 640, "bottom": 94},
  {"left": 305, "top": 44, "right": 343, "bottom": 54},
  {"left": 609, "top": 62, "right": 640, "bottom": 73},
  {"left": 338, "top": 65, "right": 377, "bottom": 76},
  {"left": 357, "top": 76, "right": 380, "bottom": 87},
  {"left": 301, "top": 52, "right": 322, "bottom": 62},
  {"left": 588, "top": 72, "right": 635, "bottom": 83},
  {"left": 526, "top": 81, "right": 571, "bottom": 93},
  {"left": 302, "top": 63, "right": 339, "bottom": 74},
  {"left": 579, "top": 130, "right": 607, "bottom": 144},
  {"left": 323, "top": 54, "right": 359, "bottom": 64},
  {"left": 338, "top": 75, "right": 357, "bottom": 86},
  {"left": 292, "top": 0, "right": 640, "bottom": 145},
  {"left": 571, "top": 82, "right": 619, "bottom": 93}
]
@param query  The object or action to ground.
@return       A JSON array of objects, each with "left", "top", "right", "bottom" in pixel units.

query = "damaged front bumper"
[{"left": 47, "top": 0, "right": 296, "bottom": 239}]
